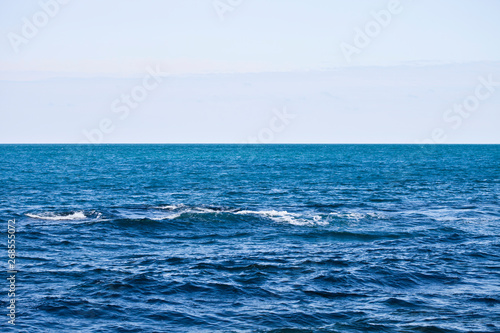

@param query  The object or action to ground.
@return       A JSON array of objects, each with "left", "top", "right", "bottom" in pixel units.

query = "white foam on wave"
[
  {"left": 151, "top": 206, "right": 238, "bottom": 220},
  {"left": 151, "top": 212, "right": 183, "bottom": 221},
  {"left": 156, "top": 204, "right": 185, "bottom": 210},
  {"left": 26, "top": 211, "right": 87, "bottom": 221},
  {"left": 236, "top": 209, "right": 296, "bottom": 217},
  {"left": 327, "top": 211, "right": 386, "bottom": 221},
  {"left": 235, "top": 210, "right": 328, "bottom": 226},
  {"left": 151, "top": 205, "right": 385, "bottom": 226},
  {"left": 328, "top": 212, "right": 365, "bottom": 221},
  {"left": 192, "top": 207, "right": 220, "bottom": 213},
  {"left": 151, "top": 208, "right": 327, "bottom": 225}
]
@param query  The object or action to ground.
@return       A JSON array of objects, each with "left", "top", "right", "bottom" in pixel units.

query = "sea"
[{"left": 0, "top": 144, "right": 499, "bottom": 332}]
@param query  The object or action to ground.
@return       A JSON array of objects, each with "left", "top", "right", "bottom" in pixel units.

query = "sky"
[{"left": 1, "top": 0, "right": 500, "bottom": 143}]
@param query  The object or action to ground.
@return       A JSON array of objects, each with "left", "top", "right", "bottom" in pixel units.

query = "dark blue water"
[{"left": 1, "top": 144, "right": 499, "bottom": 332}]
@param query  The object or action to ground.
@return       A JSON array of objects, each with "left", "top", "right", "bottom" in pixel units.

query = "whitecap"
[
  {"left": 150, "top": 212, "right": 184, "bottom": 221},
  {"left": 327, "top": 212, "right": 365, "bottom": 221},
  {"left": 26, "top": 211, "right": 87, "bottom": 221},
  {"left": 152, "top": 206, "right": 333, "bottom": 226},
  {"left": 235, "top": 210, "right": 321, "bottom": 226},
  {"left": 155, "top": 204, "right": 185, "bottom": 210}
]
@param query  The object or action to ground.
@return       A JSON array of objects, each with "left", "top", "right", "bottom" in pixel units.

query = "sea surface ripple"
[{"left": 0, "top": 144, "right": 499, "bottom": 332}]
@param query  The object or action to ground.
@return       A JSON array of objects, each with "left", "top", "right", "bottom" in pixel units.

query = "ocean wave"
[
  {"left": 156, "top": 205, "right": 238, "bottom": 214},
  {"left": 151, "top": 205, "right": 238, "bottom": 220},
  {"left": 155, "top": 204, "right": 185, "bottom": 210},
  {"left": 152, "top": 206, "right": 324, "bottom": 225},
  {"left": 151, "top": 212, "right": 183, "bottom": 221},
  {"left": 327, "top": 211, "right": 386, "bottom": 221},
  {"left": 24, "top": 205, "right": 386, "bottom": 226},
  {"left": 235, "top": 210, "right": 326, "bottom": 226},
  {"left": 154, "top": 207, "right": 371, "bottom": 226},
  {"left": 26, "top": 211, "right": 87, "bottom": 221}
]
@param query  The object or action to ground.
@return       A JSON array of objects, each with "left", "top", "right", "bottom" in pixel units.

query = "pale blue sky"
[
  {"left": 1, "top": 0, "right": 499, "bottom": 143},
  {"left": 1, "top": 0, "right": 500, "bottom": 75}
]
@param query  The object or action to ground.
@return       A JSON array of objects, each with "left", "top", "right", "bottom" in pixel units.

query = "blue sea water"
[{"left": 0, "top": 144, "right": 499, "bottom": 332}]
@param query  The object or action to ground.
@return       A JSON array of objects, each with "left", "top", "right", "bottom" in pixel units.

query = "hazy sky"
[
  {"left": 1, "top": 0, "right": 499, "bottom": 143},
  {"left": 2, "top": 0, "right": 500, "bottom": 75}
]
